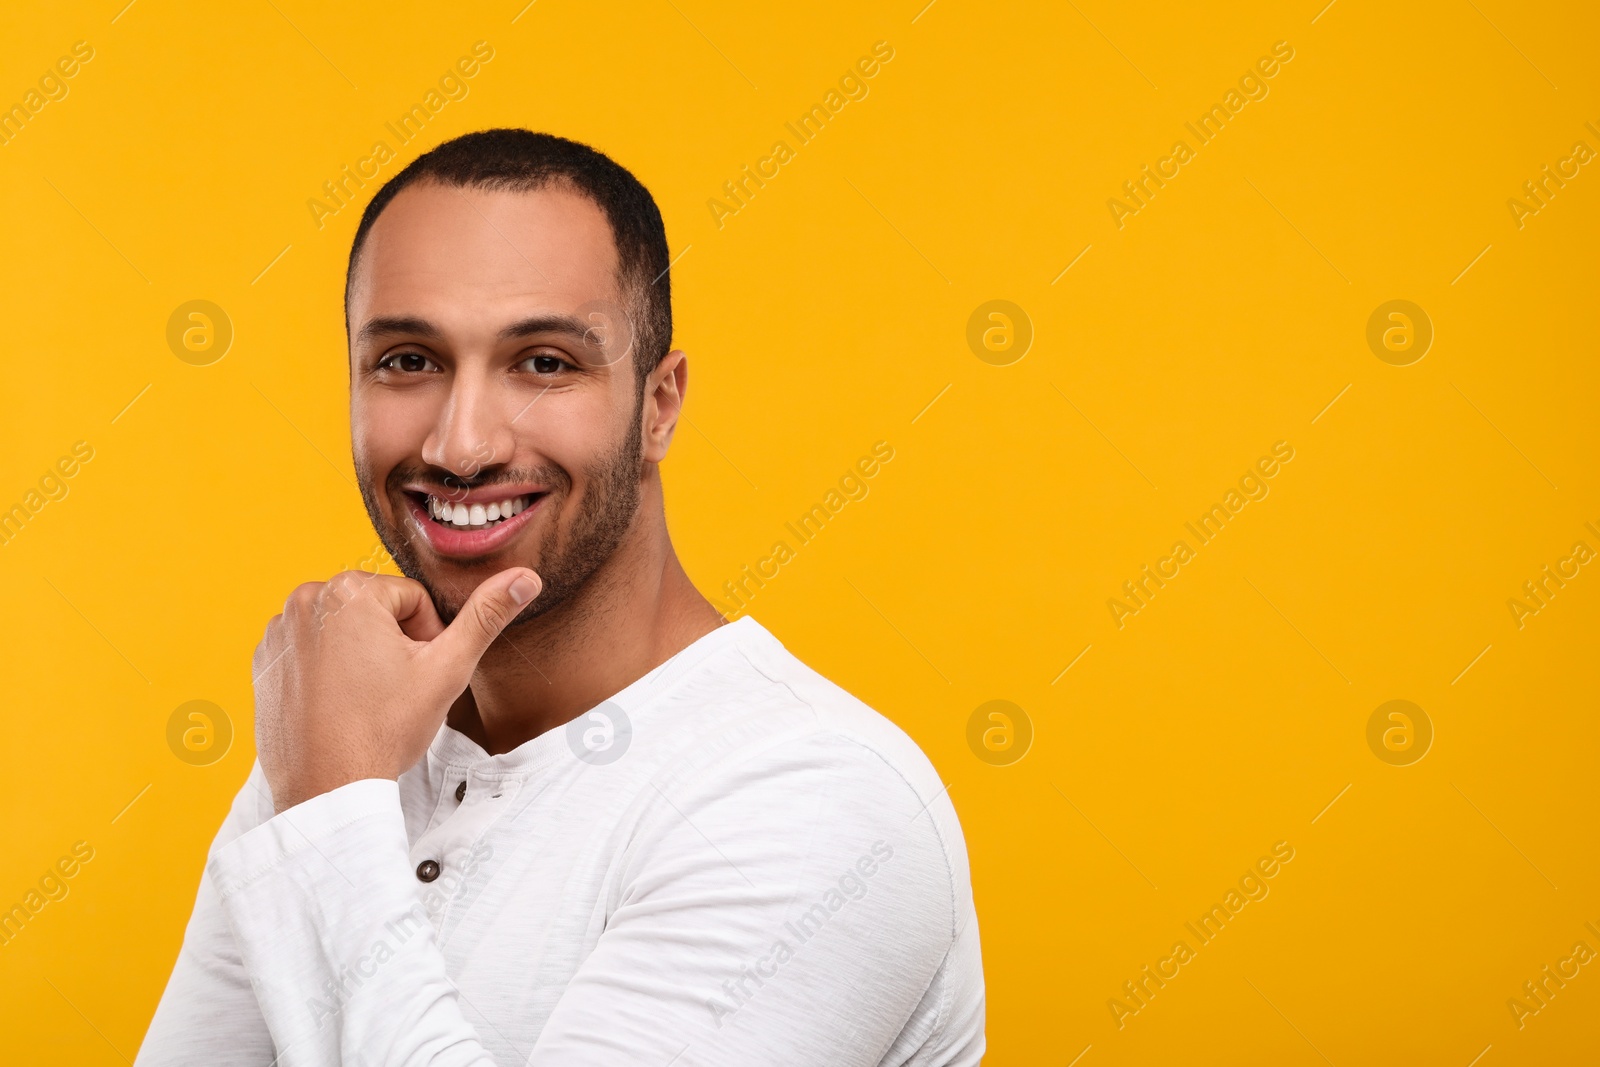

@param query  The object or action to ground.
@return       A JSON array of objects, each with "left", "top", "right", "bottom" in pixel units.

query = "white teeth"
[{"left": 426, "top": 493, "right": 534, "bottom": 528}]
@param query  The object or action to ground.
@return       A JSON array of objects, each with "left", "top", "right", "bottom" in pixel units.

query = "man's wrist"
[{"left": 271, "top": 769, "right": 398, "bottom": 816}]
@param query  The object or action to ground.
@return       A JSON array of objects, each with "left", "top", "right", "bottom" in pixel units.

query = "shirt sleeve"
[
  {"left": 134, "top": 758, "right": 279, "bottom": 1065},
  {"left": 205, "top": 775, "right": 499, "bottom": 1067}
]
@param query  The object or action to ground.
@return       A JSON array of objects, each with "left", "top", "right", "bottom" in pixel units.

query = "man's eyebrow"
[
  {"left": 356, "top": 316, "right": 444, "bottom": 346},
  {"left": 355, "top": 314, "right": 593, "bottom": 347},
  {"left": 496, "top": 314, "right": 591, "bottom": 343}
]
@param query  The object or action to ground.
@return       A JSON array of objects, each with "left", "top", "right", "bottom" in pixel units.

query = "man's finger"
[
  {"left": 431, "top": 568, "right": 541, "bottom": 668},
  {"left": 348, "top": 573, "right": 449, "bottom": 642}
]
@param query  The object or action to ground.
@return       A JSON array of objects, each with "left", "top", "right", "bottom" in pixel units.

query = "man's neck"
[{"left": 446, "top": 506, "right": 727, "bottom": 758}]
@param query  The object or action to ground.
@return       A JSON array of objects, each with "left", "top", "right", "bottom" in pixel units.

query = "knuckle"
[
  {"left": 367, "top": 572, "right": 410, "bottom": 597},
  {"left": 333, "top": 568, "right": 377, "bottom": 590},
  {"left": 473, "top": 599, "right": 503, "bottom": 634},
  {"left": 324, "top": 580, "right": 357, "bottom": 605}
]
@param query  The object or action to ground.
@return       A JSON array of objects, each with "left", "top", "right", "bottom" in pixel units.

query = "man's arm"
[
  {"left": 134, "top": 759, "right": 277, "bottom": 1065},
  {"left": 141, "top": 566, "right": 537, "bottom": 1065},
  {"left": 206, "top": 776, "right": 493, "bottom": 1066}
]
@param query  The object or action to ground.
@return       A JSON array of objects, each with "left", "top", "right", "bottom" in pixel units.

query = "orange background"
[{"left": 1, "top": 1, "right": 1597, "bottom": 1062}]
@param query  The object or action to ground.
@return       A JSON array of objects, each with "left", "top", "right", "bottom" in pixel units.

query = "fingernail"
[{"left": 508, "top": 574, "right": 539, "bottom": 605}]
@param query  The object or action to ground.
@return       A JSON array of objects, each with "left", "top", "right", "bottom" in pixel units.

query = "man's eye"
[
  {"left": 379, "top": 352, "right": 436, "bottom": 373},
  {"left": 519, "top": 354, "right": 568, "bottom": 375}
]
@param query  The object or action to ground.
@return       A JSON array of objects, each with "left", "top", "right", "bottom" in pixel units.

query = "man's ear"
[{"left": 640, "top": 349, "right": 687, "bottom": 463}]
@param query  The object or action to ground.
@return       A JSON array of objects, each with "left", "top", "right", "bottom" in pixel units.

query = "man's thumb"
[{"left": 436, "top": 568, "right": 541, "bottom": 665}]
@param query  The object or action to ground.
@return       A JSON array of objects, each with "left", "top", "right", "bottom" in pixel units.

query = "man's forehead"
[{"left": 349, "top": 179, "right": 623, "bottom": 327}]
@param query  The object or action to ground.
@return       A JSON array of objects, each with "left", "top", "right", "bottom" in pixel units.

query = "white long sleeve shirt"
[{"left": 135, "top": 614, "right": 985, "bottom": 1066}]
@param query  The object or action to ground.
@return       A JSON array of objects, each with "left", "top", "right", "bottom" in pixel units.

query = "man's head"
[{"left": 344, "top": 129, "right": 684, "bottom": 628}]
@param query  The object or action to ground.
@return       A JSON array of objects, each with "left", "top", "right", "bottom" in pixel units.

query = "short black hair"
[{"left": 344, "top": 128, "right": 672, "bottom": 395}]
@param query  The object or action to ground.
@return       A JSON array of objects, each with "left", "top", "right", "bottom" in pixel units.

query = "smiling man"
[{"left": 135, "top": 129, "right": 984, "bottom": 1065}]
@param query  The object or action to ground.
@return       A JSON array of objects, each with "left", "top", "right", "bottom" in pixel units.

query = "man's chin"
[
  {"left": 432, "top": 589, "right": 552, "bottom": 630},
  {"left": 415, "top": 558, "right": 535, "bottom": 622}
]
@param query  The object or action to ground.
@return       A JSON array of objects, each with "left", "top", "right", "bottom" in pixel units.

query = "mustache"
[{"left": 387, "top": 463, "right": 566, "bottom": 499}]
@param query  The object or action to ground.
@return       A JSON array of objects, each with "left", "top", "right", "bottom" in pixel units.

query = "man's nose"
[{"left": 420, "top": 375, "right": 517, "bottom": 479}]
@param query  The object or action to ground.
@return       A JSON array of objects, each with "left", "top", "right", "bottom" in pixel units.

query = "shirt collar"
[{"left": 426, "top": 614, "right": 767, "bottom": 777}]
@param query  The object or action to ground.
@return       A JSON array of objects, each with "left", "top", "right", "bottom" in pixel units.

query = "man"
[{"left": 136, "top": 129, "right": 984, "bottom": 1065}]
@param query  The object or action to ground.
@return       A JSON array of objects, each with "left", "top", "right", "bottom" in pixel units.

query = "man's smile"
[{"left": 400, "top": 483, "right": 550, "bottom": 558}]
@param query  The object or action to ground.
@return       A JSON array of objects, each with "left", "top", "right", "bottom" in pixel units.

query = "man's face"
[{"left": 347, "top": 179, "right": 647, "bottom": 626}]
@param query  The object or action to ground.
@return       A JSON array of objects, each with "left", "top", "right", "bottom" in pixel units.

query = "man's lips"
[
  {"left": 401, "top": 486, "right": 548, "bottom": 558},
  {"left": 402, "top": 482, "right": 550, "bottom": 507}
]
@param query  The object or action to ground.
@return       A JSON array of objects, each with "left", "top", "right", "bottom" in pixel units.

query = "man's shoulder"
[
  {"left": 624, "top": 618, "right": 976, "bottom": 951},
  {"left": 640, "top": 617, "right": 970, "bottom": 881},
  {"left": 658, "top": 615, "right": 947, "bottom": 799}
]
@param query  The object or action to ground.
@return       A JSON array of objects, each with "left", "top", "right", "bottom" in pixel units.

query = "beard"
[{"left": 356, "top": 411, "right": 644, "bottom": 629}]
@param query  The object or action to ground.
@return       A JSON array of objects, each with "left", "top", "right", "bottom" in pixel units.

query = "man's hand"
[{"left": 251, "top": 567, "right": 541, "bottom": 815}]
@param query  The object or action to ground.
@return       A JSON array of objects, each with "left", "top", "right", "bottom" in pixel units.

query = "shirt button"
[
  {"left": 416, "top": 859, "right": 441, "bottom": 883},
  {"left": 455, "top": 781, "right": 467, "bottom": 802}
]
